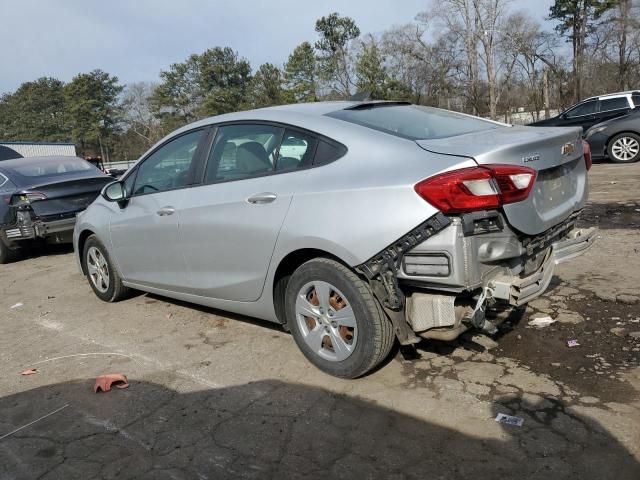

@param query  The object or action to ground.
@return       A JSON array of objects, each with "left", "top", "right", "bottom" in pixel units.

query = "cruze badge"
[
  {"left": 562, "top": 143, "right": 575, "bottom": 155},
  {"left": 522, "top": 154, "right": 540, "bottom": 163}
]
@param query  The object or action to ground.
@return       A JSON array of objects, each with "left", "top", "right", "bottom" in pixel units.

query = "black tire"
[
  {"left": 82, "top": 235, "right": 130, "bottom": 302},
  {"left": 607, "top": 132, "right": 640, "bottom": 163},
  {"left": 285, "top": 257, "right": 395, "bottom": 379},
  {"left": 0, "top": 237, "right": 17, "bottom": 264}
]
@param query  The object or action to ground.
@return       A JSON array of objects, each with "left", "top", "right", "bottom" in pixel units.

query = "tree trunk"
[{"left": 543, "top": 69, "right": 550, "bottom": 119}]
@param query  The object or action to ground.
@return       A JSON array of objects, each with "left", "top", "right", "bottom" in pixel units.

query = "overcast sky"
[{"left": 0, "top": 0, "right": 556, "bottom": 95}]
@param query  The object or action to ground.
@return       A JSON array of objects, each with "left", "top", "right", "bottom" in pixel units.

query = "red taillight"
[
  {"left": 414, "top": 164, "right": 536, "bottom": 214},
  {"left": 582, "top": 140, "right": 592, "bottom": 170}
]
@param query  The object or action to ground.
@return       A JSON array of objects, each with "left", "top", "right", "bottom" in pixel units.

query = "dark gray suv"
[{"left": 529, "top": 91, "right": 640, "bottom": 132}]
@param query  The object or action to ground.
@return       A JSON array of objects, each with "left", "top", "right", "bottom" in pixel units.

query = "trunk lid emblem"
[
  {"left": 522, "top": 154, "right": 540, "bottom": 163},
  {"left": 561, "top": 143, "right": 575, "bottom": 155}
]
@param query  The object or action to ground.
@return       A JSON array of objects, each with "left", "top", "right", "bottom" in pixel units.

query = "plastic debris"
[
  {"left": 528, "top": 316, "right": 556, "bottom": 328},
  {"left": 94, "top": 374, "right": 129, "bottom": 393},
  {"left": 495, "top": 413, "right": 524, "bottom": 427},
  {"left": 20, "top": 368, "right": 38, "bottom": 376},
  {"left": 10, "top": 302, "right": 23, "bottom": 309},
  {"left": 567, "top": 339, "right": 580, "bottom": 347}
]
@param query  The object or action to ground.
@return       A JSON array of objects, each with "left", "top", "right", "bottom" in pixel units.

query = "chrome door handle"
[
  {"left": 156, "top": 206, "right": 176, "bottom": 216},
  {"left": 247, "top": 192, "right": 277, "bottom": 204}
]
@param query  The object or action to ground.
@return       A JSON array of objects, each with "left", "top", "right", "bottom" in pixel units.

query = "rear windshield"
[
  {"left": 11, "top": 157, "right": 96, "bottom": 177},
  {"left": 327, "top": 104, "right": 502, "bottom": 140}
]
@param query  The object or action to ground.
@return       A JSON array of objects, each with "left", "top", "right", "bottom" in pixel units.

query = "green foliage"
[
  {"left": 63, "top": 69, "right": 123, "bottom": 152},
  {"left": 315, "top": 12, "right": 360, "bottom": 97},
  {"left": 0, "top": 77, "right": 68, "bottom": 141},
  {"left": 283, "top": 42, "right": 317, "bottom": 103},
  {"left": 249, "top": 63, "right": 284, "bottom": 108},
  {"left": 355, "top": 39, "right": 389, "bottom": 100},
  {"left": 549, "top": 0, "right": 616, "bottom": 37},
  {"left": 151, "top": 47, "right": 252, "bottom": 131}
]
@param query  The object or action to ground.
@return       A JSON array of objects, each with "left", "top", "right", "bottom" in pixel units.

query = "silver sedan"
[{"left": 74, "top": 101, "right": 596, "bottom": 378}]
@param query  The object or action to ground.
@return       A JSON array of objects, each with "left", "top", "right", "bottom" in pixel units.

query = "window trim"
[
  {"left": 597, "top": 97, "right": 631, "bottom": 114},
  {"left": 564, "top": 100, "right": 598, "bottom": 119},
  {"left": 197, "top": 120, "right": 347, "bottom": 186},
  {"left": 126, "top": 126, "right": 211, "bottom": 199}
]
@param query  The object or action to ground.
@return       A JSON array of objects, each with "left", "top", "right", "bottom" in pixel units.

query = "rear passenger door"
[{"left": 178, "top": 124, "right": 319, "bottom": 302}]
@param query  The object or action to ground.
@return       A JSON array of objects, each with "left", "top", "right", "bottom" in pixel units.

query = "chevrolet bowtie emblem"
[{"left": 561, "top": 143, "right": 575, "bottom": 155}]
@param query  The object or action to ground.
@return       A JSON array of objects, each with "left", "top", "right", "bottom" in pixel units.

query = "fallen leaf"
[
  {"left": 94, "top": 374, "right": 129, "bottom": 393},
  {"left": 20, "top": 368, "right": 38, "bottom": 376}
]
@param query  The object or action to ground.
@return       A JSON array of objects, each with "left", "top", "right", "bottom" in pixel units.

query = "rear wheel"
[
  {"left": 608, "top": 133, "right": 640, "bottom": 163},
  {"left": 285, "top": 258, "right": 394, "bottom": 378},
  {"left": 83, "top": 235, "right": 129, "bottom": 302}
]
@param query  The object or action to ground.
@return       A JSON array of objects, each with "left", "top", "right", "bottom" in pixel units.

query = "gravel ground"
[{"left": 0, "top": 161, "right": 639, "bottom": 479}]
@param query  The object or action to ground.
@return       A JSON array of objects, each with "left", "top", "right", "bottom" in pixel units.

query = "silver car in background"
[{"left": 74, "top": 101, "right": 596, "bottom": 378}]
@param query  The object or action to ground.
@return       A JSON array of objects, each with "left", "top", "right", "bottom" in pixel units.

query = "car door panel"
[
  {"left": 110, "top": 190, "right": 188, "bottom": 290},
  {"left": 178, "top": 173, "right": 298, "bottom": 302},
  {"left": 107, "top": 128, "right": 207, "bottom": 292}
]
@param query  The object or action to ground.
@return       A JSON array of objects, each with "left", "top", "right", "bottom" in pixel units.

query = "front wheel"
[
  {"left": 285, "top": 258, "right": 395, "bottom": 378},
  {"left": 83, "top": 235, "right": 129, "bottom": 302},
  {"left": 608, "top": 132, "right": 640, "bottom": 163}
]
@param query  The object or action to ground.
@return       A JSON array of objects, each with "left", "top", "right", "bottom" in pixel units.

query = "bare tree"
[{"left": 121, "top": 82, "right": 162, "bottom": 148}]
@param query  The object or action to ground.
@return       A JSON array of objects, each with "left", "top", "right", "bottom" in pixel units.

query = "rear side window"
[
  {"left": 0, "top": 172, "right": 16, "bottom": 191},
  {"left": 631, "top": 94, "right": 640, "bottom": 108},
  {"left": 327, "top": 104, "right": 501, "bottom": 140},
  {"left": 313, "top": 140, "right": 346, "bottom": 165},
  {"left": 600, "top": 97, "right": 629, "bottom": 111}
]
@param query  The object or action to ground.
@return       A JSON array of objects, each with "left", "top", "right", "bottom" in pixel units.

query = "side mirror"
[{"left": 102, "top": 181, "right": 126, "bottom": 202}]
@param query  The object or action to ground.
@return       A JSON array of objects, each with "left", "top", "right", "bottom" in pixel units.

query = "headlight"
[{"left": 585, "top": 126, "right": 607, "bottom": 138}]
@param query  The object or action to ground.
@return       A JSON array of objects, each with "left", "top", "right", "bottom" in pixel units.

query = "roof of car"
[{"left": 584, "top": 90, "right": 640, "bottom": 101}]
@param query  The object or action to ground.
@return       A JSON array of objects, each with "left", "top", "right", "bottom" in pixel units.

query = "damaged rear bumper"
[
  {"left": 490, "top": 227, "right": 597, "bottom": 306},
  {"left": 1, "top": 212, "right": 77, "bottom": 245}
]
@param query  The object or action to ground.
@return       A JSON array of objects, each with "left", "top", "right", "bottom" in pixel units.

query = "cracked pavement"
[{"left": 1, "top": 161, "right": 639, "bottom": 479}]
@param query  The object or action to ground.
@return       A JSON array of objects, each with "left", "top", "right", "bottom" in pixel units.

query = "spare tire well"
[{"left": 273, "top": 248, "right": 344, "bottom": 327}]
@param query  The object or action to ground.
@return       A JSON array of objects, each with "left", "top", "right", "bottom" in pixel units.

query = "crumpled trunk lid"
[
  {"left": 24, "top": 176, "right": 111, "bottom": 219},
  {"left": 416, "top": 125, "right": 588, "bottom": 235}
]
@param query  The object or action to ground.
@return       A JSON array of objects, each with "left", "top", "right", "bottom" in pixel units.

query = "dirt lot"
[{"left": 1, "top": 161, "right": 639, "bottom": 479}]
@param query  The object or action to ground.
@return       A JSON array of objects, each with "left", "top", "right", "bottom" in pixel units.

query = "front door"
[{"left": 109, "top": 128, "right": 207, "bottom": 291}]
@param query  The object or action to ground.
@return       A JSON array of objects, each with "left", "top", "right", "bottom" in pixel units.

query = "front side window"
[
  {"left": 133, "top": 129, "right": 203, "bottom": 195},
  {"left": 565, "top": 100, "right": 597, "bottom": 118},
  {"left": 276, "top": 129, "right": 318, "bottom": 171},
  {"left": 327, "top": 104, "right": 501, "bottom": 140},
  {"left": 599, "top": 97, "right": 629, "bottom": 112},
  {"left": 205, "top": 124, "right": 283, "bottom": 182}
]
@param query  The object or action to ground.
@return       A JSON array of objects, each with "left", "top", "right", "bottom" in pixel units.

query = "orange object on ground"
[
  {"left": 94, "top": 374, "right": 129, "bottom": 393},
  {"left": 20, "top": 368, "right": 37, "bottom": 375}
]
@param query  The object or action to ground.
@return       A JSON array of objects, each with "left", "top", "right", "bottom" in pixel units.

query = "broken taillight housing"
[
  {"left": 414, "top": 165, "right": 536, "bottom": 214},
  {"left": 11, "top": 192, "right": 47, "bottom": 206},
  {"left": 582, "top": 140, "right": 592, "bottom": 170}
]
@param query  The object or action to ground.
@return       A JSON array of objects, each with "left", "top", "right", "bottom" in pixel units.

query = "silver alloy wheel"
[
  {"left": 295, "top": 281, "right": 358, "bottom": 362},
  {"left": 87, "top": 246, "right": 110, "bottom": 293},
  {"left": 611, "top": 136, "right": 640, "bottom": 162}
]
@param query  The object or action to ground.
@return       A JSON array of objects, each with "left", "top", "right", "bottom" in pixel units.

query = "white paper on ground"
[
  {"left": 528, "top": 316, "right": 556, "bottom": 328},
  {"left": 495, "top": 413, "right": 524, "bottom": 427}
]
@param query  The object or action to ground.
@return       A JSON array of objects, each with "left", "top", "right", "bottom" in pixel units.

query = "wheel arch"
[
  {"left": 272, "top": 247, "right": 353, "bottom": 327},
  {"left": 77, "top": 229, "right": 96, "bottom": 275}
]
